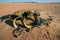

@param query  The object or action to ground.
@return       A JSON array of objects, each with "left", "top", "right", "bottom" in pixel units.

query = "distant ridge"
[
  {"left": 0, "top": 2, "right": 60, "bottom": 4},
  {"left": 11, "top": 2, "right": 60, "bottom": 3}
]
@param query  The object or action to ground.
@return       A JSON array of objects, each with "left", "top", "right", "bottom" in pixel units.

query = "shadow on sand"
[
  {"left": 0, "top": 14, "right": 34, "bottom": 38},
  {"left": 0, "top": 14, "right": 53, "bottom": 38}
]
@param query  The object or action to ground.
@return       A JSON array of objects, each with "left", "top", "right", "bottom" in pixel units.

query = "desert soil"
[{"left": 0, "top": 3, "right": 60, "bottom": 40}]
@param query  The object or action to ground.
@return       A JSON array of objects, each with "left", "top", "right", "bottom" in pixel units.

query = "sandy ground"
[{"left": 0, "top": 3, "right": 60, "bottom": 40}]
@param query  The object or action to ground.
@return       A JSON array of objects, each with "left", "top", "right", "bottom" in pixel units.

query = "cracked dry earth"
[{"left": 0, "top": 3, "right": 60, "bottom": 40}]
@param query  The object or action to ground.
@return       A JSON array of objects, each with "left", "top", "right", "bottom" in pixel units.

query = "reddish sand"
[{"left": 0, "top": 3, "right": 60, "bottom": 40}]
